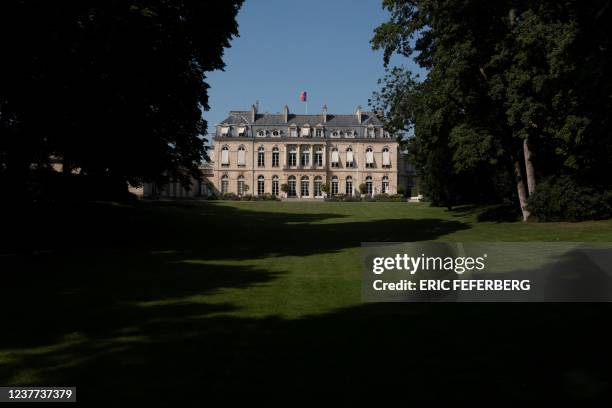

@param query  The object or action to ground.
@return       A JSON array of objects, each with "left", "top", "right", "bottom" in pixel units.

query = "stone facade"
[{"left": 210, "top": 105, "right": 412, "bottom": 198}]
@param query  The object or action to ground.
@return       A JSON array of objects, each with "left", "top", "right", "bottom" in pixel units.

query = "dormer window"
[
  {"left": 290, "top": 127, "right": 298, "bottom": 137},
  {"left": 301, "top": 127, "right": 310, "bottom": 137},
  {"left": 237, "top": 126, "right": 246, "bottom": 137},
  {"left": 331, "top": 131, "right": 339, "bottom": 138},
  {"left": 315, "top": 129, "right": 323, "bottom": 137},
  {"left": 220, "top": 126, "right": 230, "bottom": 136},
  {"left": 368, "top": 128, "right": 376, "bottom": 138},
  {"left": 272, "top": 130, "right": 280, "bottom": 137},
  {"left": 383, "top": 131, "right": 391, "bottom": 138},
  {"left": 257, "top": 130, "right": 265, "bottom": 137},
  {"left": 346, "top": 130, "right": 354, "bottom": 138}
]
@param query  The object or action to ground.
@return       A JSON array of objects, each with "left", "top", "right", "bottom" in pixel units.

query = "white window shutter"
[
  {"left": 237, "top": 126, "right": 245, "bottom": 135},
  {"left": 301, "top": 127, "right": 310, "bottom": 136},
  {"left": 383, "top": 150, "right": 390, "bottom": 166},
  {"left": 366, "top": 150, "right": 374, "bottom": 164},
  {"left": 346, "top": 150, "right": 354, "bottom": 163},
  {"left": 331, "top": 150, "right": 339, "bottom": 163},
  {"left": 221, "top": 149, "right": 229, "bottom": 164},
  {"left": 237, "top": 149, "right": 246, "bottom": 165}
]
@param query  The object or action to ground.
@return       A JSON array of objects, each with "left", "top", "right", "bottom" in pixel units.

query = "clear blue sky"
[{"left": 204, "top": 0, "right": 424, "bottom": 136}]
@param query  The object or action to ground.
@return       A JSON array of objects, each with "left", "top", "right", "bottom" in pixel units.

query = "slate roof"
[{"left": 219, "top": 111, "right": 383, "bottom": 127}]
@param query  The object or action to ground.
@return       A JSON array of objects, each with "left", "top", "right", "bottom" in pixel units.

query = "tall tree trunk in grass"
[
  {"left": 523, "top": 138, "right": 536, "bottom": 196},
  {"left": 513, "top": 155, "right": 530, "bottom": 221}
]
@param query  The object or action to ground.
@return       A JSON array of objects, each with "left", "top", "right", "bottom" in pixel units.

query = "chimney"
[
  {"left": 322, "top": 104, "right": 328, "bottom": 123},
  {"left": 356, "top": 105, "right": 362, "bottom": 123},
  {"left": 251, "top": 103, "right": 257, "bottom": 122},
  {"left": 283, "top": 105, "right": 289, "bottom": 123}
]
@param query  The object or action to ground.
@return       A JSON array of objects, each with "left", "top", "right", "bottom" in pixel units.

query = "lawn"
[{"left": 1, "top": 201, "right": 611, "bottom": 404}]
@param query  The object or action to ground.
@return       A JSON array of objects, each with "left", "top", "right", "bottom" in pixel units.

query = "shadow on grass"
[
  {"left": 0, "top": 202, "right": 610, "bottom": 403},
  {"left": 450, "top": 203, "right": 522, "bottom": 223}
]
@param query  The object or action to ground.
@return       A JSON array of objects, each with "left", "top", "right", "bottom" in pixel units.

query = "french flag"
[{"left": 300, "top": 91, "right": 307, "bottom": 102}]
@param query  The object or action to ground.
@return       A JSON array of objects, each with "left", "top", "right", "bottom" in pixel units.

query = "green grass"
[{"left": 1, "top": 201, "right": 612, "bottom": 404}]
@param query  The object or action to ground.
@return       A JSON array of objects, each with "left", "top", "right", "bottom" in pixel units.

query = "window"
[
  {"left": 272, "top": 147, "right": 280, "bottom": 167},
  {"left": 288, "top": 146, "right": 297, "bottom": 167},
  {"left": 257, "top": 130, "right": 266, "bottom": 137},
  {"left": 258, "top": 175, "right": 265, "bottom": 196},
  {"left": 221, "top": 175, "right": 228, "bottom": 193},
  {"left": 288, "top": 176, "right": 296, "bottom": 197},
  {"left": 382, "top": 147, "right": 391, "bottom": 168},
  {"left": 258, "top": 146, "right": 265, "bottom": 167},
  {"left": 346, "top": 147, "right": 354, "bottom": 168},
  {"left": 365, "top": 176, "right": 373, "bottom": 196},
  {"left": 220, "top": 126, "right": 230, "bottom": 136},
  {"left": 237, "top": 145, "right": 246, "bottom": 166},
  {"left": 365, "top": 147, "right": 374, "bottom": 168},
  {"left": 382, "top": 176, "right": 389, "bottom": 194},
  {"left": 315, "top": 147, "right": 323, "bottom": 167},
  {"left": 237, "top": 175, "right": 245, "bottom": 195},
  {"left": 368, "top": 128, "right": 376, "bottom": 138},
  {"left": 221, "top": 145, "right": 229, "bottom": 166},
  {"left": 383, "top": 131, "right": 391, "bottom": 138},
  {"left": 346, "top": 176, "right": 353, "bottom": 196},
  {"left": 290, "top": 127, "right": 298, "bottom": 137},
  {"left": 272, "top": 175, "right": 279, "bottom": 196},
  {"left": 301, "top": 176, "right": 309, "bottom": 197},
  {"left": 331, "top": 176, "right": 339, "bottom": 196},
  {"left": 237, "top": 126, "right": 246, "bottom": 137},
  {"left": 314, "top": 176, "right": 323, "bottom": 197},
  {"left": 331, "top": 131, "right": 339, "bottom": 138},
  {"left": 301, "top": 149, "right": 310, "bottom": 167},
  {"left": 301, "top": 127, "right": 310, "bottom": 137},
  {"left": 331, "top": 148, "right": 339, "bottom": 168},
  {"left": 315, "top": 129, "right": 323, "bottom": 138},
  {"left": 346, "top": 130, "right": 354, "bottom": 138}
]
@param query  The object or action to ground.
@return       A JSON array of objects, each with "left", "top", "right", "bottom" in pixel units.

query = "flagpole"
[{"left": 306, "top": 101, "right": 308, "bottom": 114}]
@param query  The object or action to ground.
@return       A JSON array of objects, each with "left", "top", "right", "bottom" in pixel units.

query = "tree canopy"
[
  {"left": 1, "top": 0, "right": 243, "bottom": 200},
  {"left": 371, "top": 0, "right": 612, "bottom": 219}
]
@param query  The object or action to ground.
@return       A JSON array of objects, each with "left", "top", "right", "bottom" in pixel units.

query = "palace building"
[
  {"left": 143, "top": 104, "right": 414, "bottom": 199},
  {"left": 209, "top": 104, "right": 412, "bottom": 198}
]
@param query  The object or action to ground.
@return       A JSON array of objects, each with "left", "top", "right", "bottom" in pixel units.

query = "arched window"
[
  {"left": 221, "top": 175, "right": 229, "bottom": 193},
  {"left": 272, "top": 175, "right": 280, "bottom": 196},
  {"left": 315, "top": 146, "right": 324, "bottom": 167},
  {"left": 346, "top": 147, "right": 354, "bottom": 168},
  {"left": 288, "top": 146, "right": 297, "bottom": 167},
  {"left": 331, "top": 147, "right": 339, "bottom": 168},
  {"left": 237, "top": 145, "right": 246, "bottom": 166},
  {"left": 301, "top": 176, "right": 310, "bottom": 197},
  {"left": 258, "top": 146, "right": 265, "bottom": 167},
  {"left": 365, "top": 147, "right": 374, "bottom": 168},
  {"left": 257, "top": 130, "right": 265, "bottom": 137},
  {"left": 365, "top": 176, "right": 373, "bottom": 196},
  {"left": 272, "top": 146, "right": 280, "bottom": 167},
  {"left": 237, "top": 175, "right": 245, "bottom": 195},
  {"left": 272, "top": 130, "right": 280, "bottom": 137},
  {"left": 346, "top": 130, "right": 354, "bottom": 138},
  {"left": 331, "top": 130, "right": 339, "bottom": 138},
  {"left": 221, "top": 145, "right": 229, "bottom": 166},
  {"left": 346, "top": 176, "right": 353, "bottom": 196},
  {"left": 382, "top": 147, "right": 391, "bottom": 168},
  {"left": 314, "top": 176, "right": 323, "bottom": 197},
  {"left": 331, "top": 176, "right": 339, "bottom": 196},
  {"left": 257, "top": 175, "right": 265, "bottom": 196},
  {"left": 382, "top": 176, "right": 389, "bottom": 194},
  {"left": 300, "top": 146, "right": 310, "bottom": 167},
  {"left": 287, "top": 175, "right": 296, "bottom": 197}
]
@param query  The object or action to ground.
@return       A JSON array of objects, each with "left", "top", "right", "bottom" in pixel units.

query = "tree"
[
  {"left": 371, "top": 0, "right": 612, "bottom": 220},
  {"left": 0, "top": 0, "right": 243, "bottom": 200},
  {"left": 320, "top": 183, "right": 329, "bottom": 193},
  {"left": 280, "top": 183, "right": 289, "bottom": 193}
]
